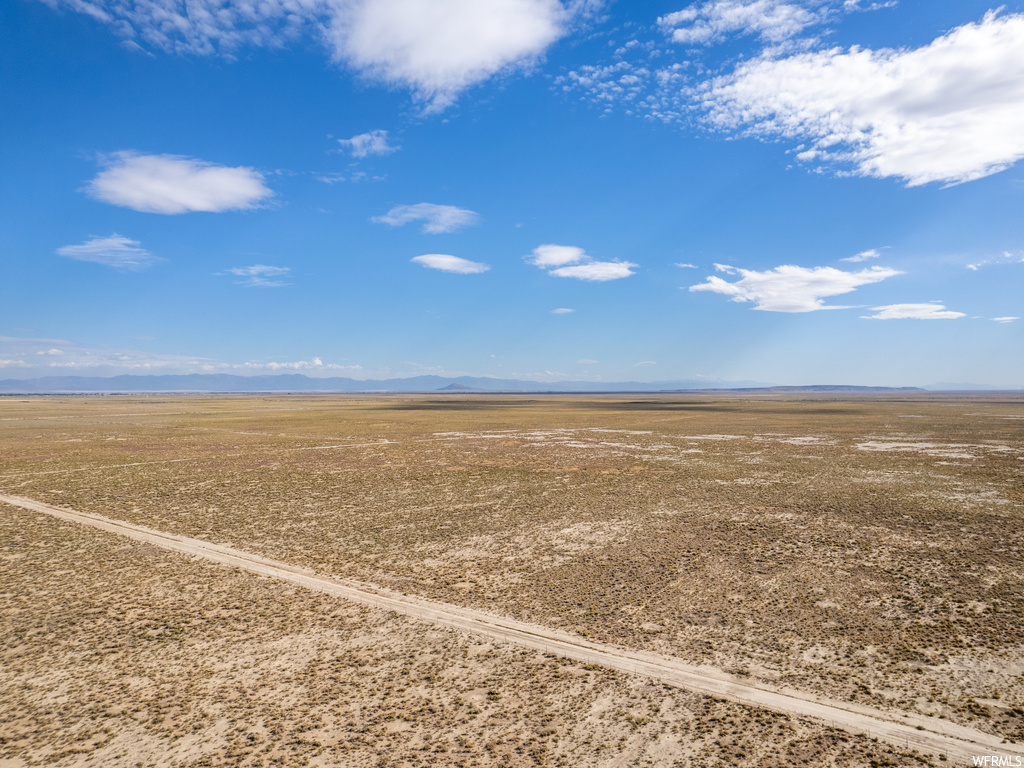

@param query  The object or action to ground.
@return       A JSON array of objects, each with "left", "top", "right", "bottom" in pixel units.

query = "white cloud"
[
  {"left": 551, "top": 307, "right": 574, "bottom": 314},
  {"left": 634, "top": 360, "right": 657, "bottom": 366},
  {"left": 841, "top": 248, "right": 881, "bottom": 263},
  {"left": 43, "top": 0, "right": 574, "bottom": 111},
  {"left": 240, "top": 357, "right": 360, "bottom": 371},
  {"left": 690, "top": 263, "right": 901, "bottom": 312},
  {"left": 526, "top": 243, "right": 638, "bottom": 281},
  {"left": 325, "top": 0, "right": 568, "bottom": 110},
  {"left": 658, "top": 0, "right": 821, "bottom": 46},
  {"left": 549, "top": 261, "right": 637, "bottom": 281},
  {"left": 993, "top": 316, "right": 1020, "bottom": 324},
  {"left": 56, "top": 234, "right": 159, "bottom": 269},
  {"left": 0, "top": 335, "right": 369, "bottom": 377},
  {"left": 0, "top": 335, "right": 213, "bottom": 374},
  {"left": 337, "top": 129, "right": 399, "bottom": 158},
  {"left": 675, "top": 262, "right": 698, "bottom": 268},
  {"left": 87, "top": 152, "right": 272, "bottom": 213},
  {"left": 700, "top": 12, "right": 1024, "bottom": 186},
  {"left": 578, "top": 358, "right": 598, "bottom": 364},
  {"left": 411, "top": 254, "right": 490, "bottom": 274},
  {"left": 373, "top": 203, "right": 479, "bottom": 234},
  {"left": 966, "top": 250, "right": 1024, "bottom": 271},
  {"left": 843, "top": 0, "right": 896, "bottom": 10},
  {"left": 862, "top": 303, "right": 966, "bottom": 320},
  {"left": 527, "top": 244, "right": 588, "bottom": 267},
  {"left": 38, "top": 0, "right": 320, "bottom": 55},
  {"left": 224, "top": 264, "right": 291, "bottom": 287}
]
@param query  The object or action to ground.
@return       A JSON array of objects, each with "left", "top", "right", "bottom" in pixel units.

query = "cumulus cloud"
[
  {"left": 46, "top": 0, "right": 572, "bottom": 111},
  {"left": 56, "top": 234, "right": 159, "bottom": 269},
  {"left": 551, "top": 307, "right": 574, "bottom": 314},
  {"left": 861, "top": 303, "right": 966, "bottom": 320},
  {"left": 549, "top": 261, "right": 637, "bottom": 281},
  {"left": 526, "top": 244, "right": 588, "bottom": 267},
  {"left": 658, "top": 0, "right": 821, "bottom": 46},
  {"left": 411, "top": 254, "right": 490, "bottom": 273},
  {"left": 993, "top": 316, "right": 1019, "bottom": 323},
  {"left": 337, "top": 129, "right": 399, "bottom": 158},
  {"left": 526, "top": 243, "right": 637, "bottom": 281},
  {"left": 841, "top": 249, "right": 881, "bottom": 263},
  {"left": 689, "top": 263, "right": 901, "bottom": 312},
  {"left": 86, "top": 152, "right": 273, "bottom": 213},
  {"left": 325, "top": 0, "right": 568, "bottom": 110},
  {"left": 372, "top": 203, "right": 479, "bottom": 234},
  {"left": 700, "top": 12, "right": 1024, "bottom": 186},
  {"left": 223, "top": 264, "right": 291, "bottom": 287}
]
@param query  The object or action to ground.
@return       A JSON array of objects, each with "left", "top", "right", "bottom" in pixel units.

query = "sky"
[{"left": 2, "top": 0, "right": 1023, "bottom": 387}]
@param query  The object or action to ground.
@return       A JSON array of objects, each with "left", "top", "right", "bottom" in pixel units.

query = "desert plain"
[{"left": 1, "top": 392, "right": 1023, "bottom": 767}]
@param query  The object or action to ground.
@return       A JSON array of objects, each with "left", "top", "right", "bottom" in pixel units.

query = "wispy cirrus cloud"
[
  {"left": 551, "top": 307, "right": 574, "bottom": 314},
  {"left": 44, "top": 0, "right": 573, "bottom": 111},
  {"left": 56, "top": 234, "right": 160, "bottom": 270},
  {"left": 526, "top": 244, "right": 638, "bottom": 282},
  {"left": 337, "top": 129, "right": 399, "bottom": 158},
  {"left": 373, "top": 203, "right": 480, "bottom": 234},
  {"left": 0, "top": 335, "right": 362, "bottom": 376},
  {"left": 992, "top": 316, "right": 1019, "bottom": 324},
  {"left": 411, "top": 254, "right": 490, "bottom": 274},
  {"left": 87, "top": 152, "right": 273, "bottom": 213},
  {"left": 861, "top": 303, "right": 965, "bottom": 320},
  {"left": 0, "top": 335, "right": 211, "bottom": 374},
  {"left": 966, "top": 251, "right": 1024, "bottom": 271},
  {"left": 223, "top": 264, "right": 291, "bottom": 287},
  {"left": 689, "top": 263, "right": 901, "bottom": 312},
  {"left": 841, "top": 249, "right": 881, "bottom": 263}
]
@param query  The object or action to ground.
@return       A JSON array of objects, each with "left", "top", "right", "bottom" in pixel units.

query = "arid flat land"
[{"left": 2, "top": 393, "right": 1023, "bottom": 766}]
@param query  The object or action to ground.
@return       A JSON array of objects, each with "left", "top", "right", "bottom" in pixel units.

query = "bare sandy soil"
[{"left": 2, "top": 392, "right": 1023, "bottom": 766}]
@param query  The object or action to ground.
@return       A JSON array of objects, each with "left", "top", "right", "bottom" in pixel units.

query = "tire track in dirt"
[{"left": 1, "top": 491, "right": 1017, "bottom": 765}]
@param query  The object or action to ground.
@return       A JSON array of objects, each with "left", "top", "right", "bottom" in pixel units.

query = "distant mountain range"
[{"left": 0, "top": 373, "right": 954, "bottom": 394}]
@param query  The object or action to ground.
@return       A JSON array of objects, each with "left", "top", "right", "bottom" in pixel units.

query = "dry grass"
[
  {"left": 1, "top": 392, "right": 1023, "bottom": 763},
  {"left": 0, "top": 502, "right": 936, "bottom": 767}
]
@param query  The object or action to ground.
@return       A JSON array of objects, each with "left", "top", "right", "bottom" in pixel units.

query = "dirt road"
[{"left": 2, "top": 491, "right": 1017, "bottom": 764}]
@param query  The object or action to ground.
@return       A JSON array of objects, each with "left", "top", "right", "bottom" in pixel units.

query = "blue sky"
[{"left": 2, "top": 0, "right": 1022, "bottom": 386}]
